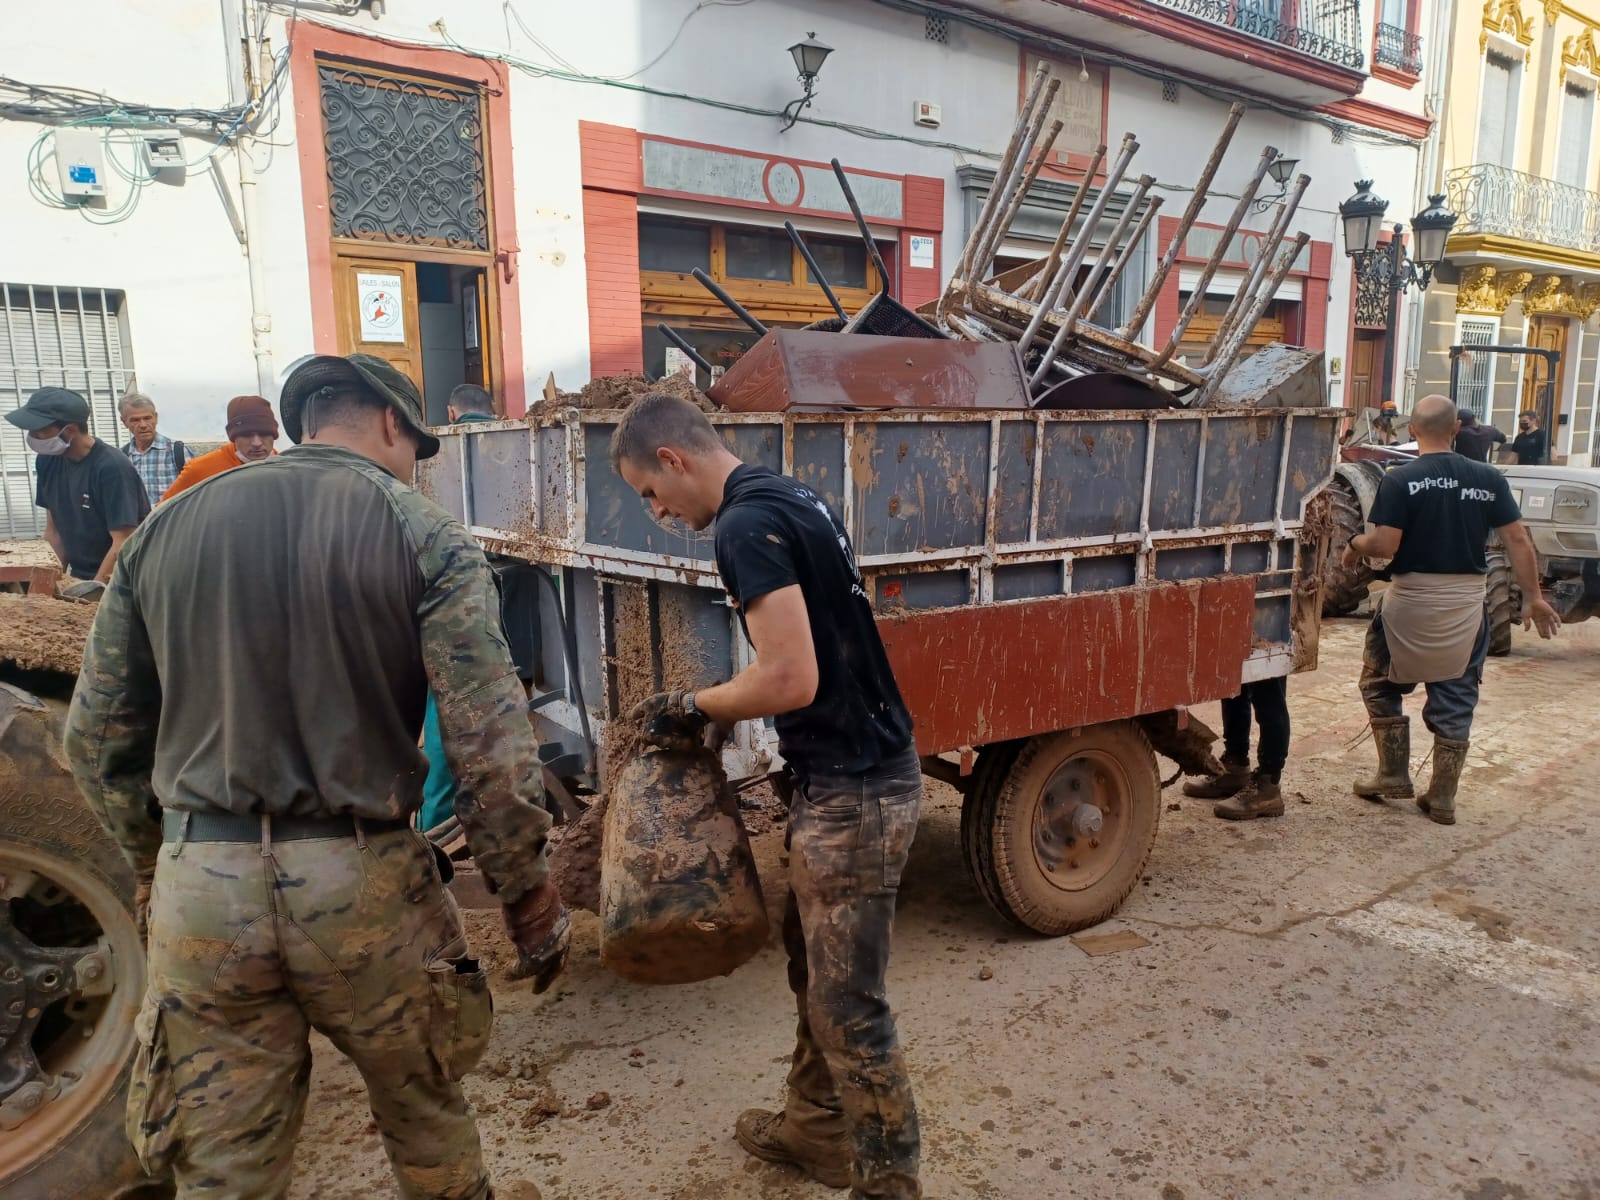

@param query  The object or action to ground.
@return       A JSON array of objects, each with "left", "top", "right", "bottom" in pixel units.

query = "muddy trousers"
[
  {"left": 129, "top": 822, "right": 494, "bottom": 1200},
  {"left": 1360, "top": 608, "right": 1490, "bottom": 741},
  {"left": 1220, "top": 677, "right": 1290, "bottom": 776},
  {"left": 783, "top": 746, "right": 923, "bottom": 1199}
]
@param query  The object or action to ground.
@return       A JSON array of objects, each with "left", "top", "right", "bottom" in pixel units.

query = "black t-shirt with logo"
[
  {"left": 1368, "top": 451, "right": 1520, "bottom": 575},
  {"left": 1510, "top": 427, "right": 1547, "bottom": 465},
  {"left": 35, "top": 439, "right": 151, "bottom": 577},
  {"left": 713, "top": 464, "right": 913, "bottom": 776}
]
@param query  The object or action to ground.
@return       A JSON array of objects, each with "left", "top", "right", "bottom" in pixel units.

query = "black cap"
[
  {"left": 5, "top": 387, "right": 91, "bottom": 432},
  {"left": 279, "top": 354, "right": 439, "bottom": 460}
]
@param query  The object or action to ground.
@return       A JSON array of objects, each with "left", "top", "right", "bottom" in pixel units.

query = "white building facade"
[{"left": 1, "top": 0, "right": 1441, "bottom": 536}]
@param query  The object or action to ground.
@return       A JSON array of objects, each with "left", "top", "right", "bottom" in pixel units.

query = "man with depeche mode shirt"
[{"left": 1343, "top": 394, "right": 1558, "bottom": 824}]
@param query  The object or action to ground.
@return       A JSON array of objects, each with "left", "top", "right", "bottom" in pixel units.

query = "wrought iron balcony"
[
  {"left": 1144, "top": 0, "right": 1366, "bottom": 70},
  {"left": 1374, "top": 22, "right": 1424, "bottom": 74},
  {"left": 1447, "top": 162, "right": 1600, "bottom": 255}
]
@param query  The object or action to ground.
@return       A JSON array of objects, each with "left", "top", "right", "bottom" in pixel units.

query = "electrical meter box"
[
  {"left": 53, "top": 128, "right": 107, "bottom": 198},
  {"left": 139, "top": 130, "right": 186, "bottom": 174}
]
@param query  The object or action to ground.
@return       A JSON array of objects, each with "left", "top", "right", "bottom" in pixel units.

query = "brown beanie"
[{"left": 226, "top": 395, "right": 279, "bottom": 439}]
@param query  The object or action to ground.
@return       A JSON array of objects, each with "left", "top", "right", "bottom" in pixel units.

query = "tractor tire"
[
  {"left": 959, "top": 722, "right": 1160, "bottom": 936},
  {"left": 1322, "top": 474, "right": 1375, "bottom": 617},
  {"left": 0, "top": 684, "right": 168, "bottom": 1200},
  {"left": 1486, "top": 547, "right": 1521, "bottom": 657}
]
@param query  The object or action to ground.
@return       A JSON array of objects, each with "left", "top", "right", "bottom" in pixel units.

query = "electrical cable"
[{"left": 502, "top": 0, "right": 755, "bottom": 82}]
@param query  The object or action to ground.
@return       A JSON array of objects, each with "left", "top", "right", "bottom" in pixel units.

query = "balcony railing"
[
  {"left": 1447, "top": 162, "right": 1600, "bottom": 255},
  {"left": 1145, "top": 0, "right": 1366, "bottom": 70},
  {"left": 1374, "top": 22, "right": 1424, "bottom": 74}
]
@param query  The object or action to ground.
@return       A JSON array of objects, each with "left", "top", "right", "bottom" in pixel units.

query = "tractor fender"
[{"left": 1333, "top": 459, "right": 1386, "bottom": 526}]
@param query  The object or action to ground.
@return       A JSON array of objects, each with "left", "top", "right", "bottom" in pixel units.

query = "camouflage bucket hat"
[{"left": 279, "top": 353, "right": 440, "bottom": 460}]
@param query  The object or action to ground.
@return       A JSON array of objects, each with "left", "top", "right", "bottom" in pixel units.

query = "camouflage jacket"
[{"left": 63, "top": 443, "right": 550, "bottom": 902}]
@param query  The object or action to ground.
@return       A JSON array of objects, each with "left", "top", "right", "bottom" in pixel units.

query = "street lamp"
[
  {"left": 1252, "top": 155, "right": 1300, "bottom": 213},
  {"left": 780, "top": 33, "right": 834, "bottom": 131},
  {"left": 1338, "top": 180, "right": 1458, "bottom": 411}
]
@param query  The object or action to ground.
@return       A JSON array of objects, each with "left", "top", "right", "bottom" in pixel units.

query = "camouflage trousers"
[
  {"left": 784, "top": 746, "right": 923, "bottom": 1200},
  {"left": 129, "top": 820, "right": 494, "bottom": 1200}
]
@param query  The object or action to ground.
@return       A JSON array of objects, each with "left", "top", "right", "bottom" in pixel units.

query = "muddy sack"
[{"left": 599, "top": 725, "right": 768, "bottom": 985}]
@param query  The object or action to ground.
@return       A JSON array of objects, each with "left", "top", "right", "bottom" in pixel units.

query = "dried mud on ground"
[
  {"left": 0, "top": 592, "right": 95, "bottom": 674},
  {"left": 289, "top": 620, "right": 1600, "bottom": 1200}
]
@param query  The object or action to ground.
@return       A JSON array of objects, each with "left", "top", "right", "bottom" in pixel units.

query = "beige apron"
[{"left": 1378, "top": 573, "right": 1486, "bottom": 684}]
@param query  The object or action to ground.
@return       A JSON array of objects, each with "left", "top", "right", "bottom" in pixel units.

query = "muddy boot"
[
  {"left": 735, "top": 1109, "right": 851, "bottom": 1190},
  {"left": 1352, "top": 716, "right": 1414, "bottom": 801},
  {"left": 1416, "top": 737, "right": 1469, "bottom": 825},
  {"left": 1182, "top": 756, "right": 1249, "bottom": 800},
  {"left": 1214, "top": 771, "right": 1285, "bottom": 820}
]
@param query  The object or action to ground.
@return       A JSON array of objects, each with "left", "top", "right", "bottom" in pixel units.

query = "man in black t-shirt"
[
  {"left": 5, "top": 387, "right": 149, "bottom": 585},
  {"left": 1453, "top": 412, "right": 1506, "bottom": 462},
  {"left": 1510, "top": 410, "right": 1547, "bottom": 464},
  {"left": 1343, "top": 395, "right": 1557, "bottom": 824},
  {"left": 612, "top": 394, "right": 922, "bottom": 1199}
]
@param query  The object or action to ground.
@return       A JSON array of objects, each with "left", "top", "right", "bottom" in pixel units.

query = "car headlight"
[{"left": 1552, "top": 485, "right": 1599, "bottom": 526}]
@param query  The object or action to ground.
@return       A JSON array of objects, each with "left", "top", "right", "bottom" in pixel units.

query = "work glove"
[
  {"left": 502, "top": 879, "right": 571, "bottom": 994},
  {"left": 627, "top": 690, "right": 709, "bottom": 751}
]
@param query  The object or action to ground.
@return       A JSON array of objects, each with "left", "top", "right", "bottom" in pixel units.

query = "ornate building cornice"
[
  {"left": 1562, "top": 28, "right": 1598, "bottom": 82},
  {"left": 1482, "top": 0, "right": 1536, "bottom": 56},
  {"left": 1456, "top": 264, "right": 1534, "bottom": 314}
]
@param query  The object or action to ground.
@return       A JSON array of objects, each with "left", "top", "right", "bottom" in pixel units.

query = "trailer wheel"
[
  {"left": 0, "top": 686, "right": 165, "bottom": 1200},
  {"left": 960, "top": 722, "right": 1160, "bottom": 936},
  {"left": 1486, "top": 547, "right": 1521, "bottom": 657},
  {"left": 1322, "top": 475, "right": 1375, "bottom": 617}
]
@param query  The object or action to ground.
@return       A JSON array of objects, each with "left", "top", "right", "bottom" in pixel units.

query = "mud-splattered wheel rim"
[
  {"left": 1029, "top": 749, "right": 1131, "bottom": 894},
  {"left": 0, "top": 843, "right": 142, "bottom": 1174}
]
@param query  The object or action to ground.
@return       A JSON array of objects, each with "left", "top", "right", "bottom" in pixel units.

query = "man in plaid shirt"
[{"left": 120, "top": 392, "right": 187, "bottom": 506}]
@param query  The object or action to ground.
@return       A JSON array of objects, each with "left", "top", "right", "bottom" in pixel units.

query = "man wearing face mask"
[
  {"left": 5, "top": 386, "right": 149, "bottom": 585},
  {"left": 64, "top": 353, "right": 567, "bottom": 1200}
]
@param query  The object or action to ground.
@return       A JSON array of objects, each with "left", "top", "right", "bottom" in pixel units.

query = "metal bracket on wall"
[{"left": 207, "top": 156, "right": 246, "bottom": 246}]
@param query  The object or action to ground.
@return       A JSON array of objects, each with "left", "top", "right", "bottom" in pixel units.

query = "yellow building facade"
[{"left": 1418, "top": 0, "right": 1600, "bottom": 461}]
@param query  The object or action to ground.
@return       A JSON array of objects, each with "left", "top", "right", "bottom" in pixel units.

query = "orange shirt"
[{"left": 161, "top": 444, "right": 275, "bottom": 502}]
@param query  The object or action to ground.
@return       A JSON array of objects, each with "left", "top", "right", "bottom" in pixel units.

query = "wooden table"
[{"left": 0, "top": 539, "right": 61, "bottom": 595}]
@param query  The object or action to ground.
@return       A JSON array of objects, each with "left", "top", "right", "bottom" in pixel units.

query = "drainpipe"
[
  {"left": 1403, "top": 0, "right": 1457, "bottom": 405},
  {"left": 237, "top": 143, "right": 275, "bottom": 398},
  {"left": 228, "top": 0, "right": 275, "bottom": 397}
]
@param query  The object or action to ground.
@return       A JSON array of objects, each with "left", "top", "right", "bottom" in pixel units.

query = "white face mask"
[{"left": 27, "top": 431, "right": 71, "bottom": 456}]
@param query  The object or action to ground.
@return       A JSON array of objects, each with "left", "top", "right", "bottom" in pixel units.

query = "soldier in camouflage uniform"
[{"left": 64, "top": 354, "right": 570, "bottom": 1200}]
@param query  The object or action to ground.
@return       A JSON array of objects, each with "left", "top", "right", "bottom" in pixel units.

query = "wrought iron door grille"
[
  {"left": 1454, "top": 320, "right": 1498, "bottom": 421},
  {"left": 318, "top": 63, "right": 490, "bottom": 251},
  {"left": 1354, "top": 263, "right": 1389, "bottom": 328},
  {"left": 1374, "top": 22, "right": 1424, "bottom": 74}
]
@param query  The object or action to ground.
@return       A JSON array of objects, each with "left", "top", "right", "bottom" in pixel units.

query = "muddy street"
[{"left": 288, "top": 619, "right": 1600, "bottom": 1200}]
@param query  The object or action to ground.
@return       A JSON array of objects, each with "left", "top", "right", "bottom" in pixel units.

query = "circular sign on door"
[{"left": 357, "top": 272, "right": 406, "bottom": 344}]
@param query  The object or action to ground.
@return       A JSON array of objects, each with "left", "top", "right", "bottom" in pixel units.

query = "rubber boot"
[
  {"left": 1352, "top": 716, "right": 1414, "bottom": 801},
  {"left": 735, "top": 1109, "right": 851, "bottom": 1189},
  {"left": 1416, "top": 737, "right": 1469, "bottom": 826},
  {"left": 1182, "top": 756, "right": 1249, "bottom": 800},
  {"left": 1214, "top": 770, "right": 1285, "bottom": 820}
]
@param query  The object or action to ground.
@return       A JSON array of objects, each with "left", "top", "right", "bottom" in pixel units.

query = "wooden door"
[
  {"left": 1349, "top": 331, "right": 1380, "bottom": 411},
  {"left": 333, "top": 256, "right": 423, "bottom": 391},
  {"left": 1521, "top": 315, "right": 1568, "bottom": 420}
]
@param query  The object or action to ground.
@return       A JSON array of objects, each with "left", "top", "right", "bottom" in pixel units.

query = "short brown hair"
[{"left": 609, "top": 392, "right": 721, "bottom": 471}]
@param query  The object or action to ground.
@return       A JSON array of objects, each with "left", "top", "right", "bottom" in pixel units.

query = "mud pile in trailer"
[
  {"left": 537, "top": 369, "right": 717, "bottom": 417},
  {"left": 0, "top": 592, "right": 95, "bottom": 675}
]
